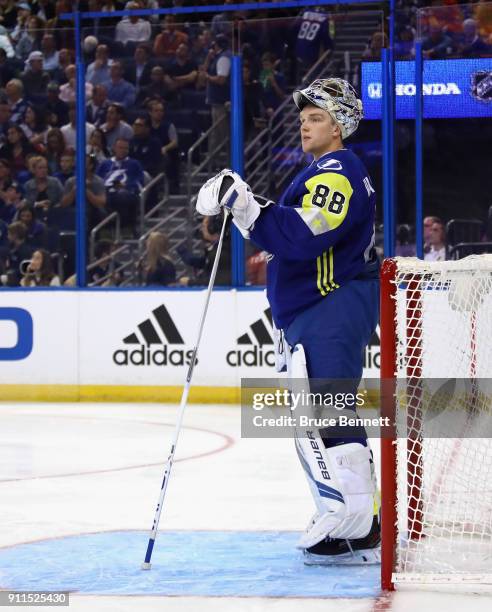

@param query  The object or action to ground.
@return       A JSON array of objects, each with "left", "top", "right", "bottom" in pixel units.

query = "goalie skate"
[{"left": 302, "top": 515, "right": 381, "bottom": 566}]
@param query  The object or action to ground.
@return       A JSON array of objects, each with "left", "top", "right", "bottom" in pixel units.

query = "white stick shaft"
[{"left": 142, "top": 210, "right": 230, "bottom": 568}]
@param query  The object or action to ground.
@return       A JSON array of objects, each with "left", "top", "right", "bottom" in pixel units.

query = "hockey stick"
[{"left": 142, "top": 180, "right": 234, "bottom": 570}]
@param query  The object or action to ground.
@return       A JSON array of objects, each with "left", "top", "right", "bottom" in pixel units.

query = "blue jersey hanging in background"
[{"left": 295, "top": 10, "right": 333, "bottom": 65}]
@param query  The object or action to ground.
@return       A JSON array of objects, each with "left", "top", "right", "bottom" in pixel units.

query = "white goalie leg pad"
[
  {"left": 288, "top": 344, "right": 376, "bottom": 549},
  {"left": 289, "top": 344, "right": 347, "bottom": 542},
  {"left": 297, "top": 443, "right": 375, "bottom": 548}
]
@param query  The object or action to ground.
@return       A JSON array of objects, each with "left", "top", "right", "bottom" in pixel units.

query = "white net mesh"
[{"left": 392, "top": 255, "right": 492, "bottom": 586}]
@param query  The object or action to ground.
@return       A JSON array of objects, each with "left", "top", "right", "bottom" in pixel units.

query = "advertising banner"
[
  {"left": 0, "top": 290, "right": 380, "bottom": 401},
  {"left": 361, "top": 58, "right": 492, "bottom": 119}
]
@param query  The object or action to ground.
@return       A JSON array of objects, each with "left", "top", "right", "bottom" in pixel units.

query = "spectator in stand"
[
  {"left": 0, "top": 216, "right": 7, "bottom": 247},
  {"left": 138, "top": 0, "right": 159, "bottom": 24},
  {"left": 136, "top": 65, "right": 172, "bottom": 104},
  {"left": 0, "top": 124, "right": 35, "bottom": 177},
  {"left": 60, "top": 64, "right": 93, "bottom": 103},
  {"left": 6, "top": 79, "right": 27, "bottom": 123},
  {"left": 46, "top": 0, "right": 74, "bottom": 51},
  {"left": 20, "top": 104, "right": 48, "bottom": 153},
  {"left": 141, "top": 231, "right": 176, "bottom": 287},
  {"left": 0, "top": 100, "right": 11, "bottom": 144},
  {"left": 476, "top": 1, "right": 492, "bottom": 42},
  {"left": 86, "top": 84, "right": 109, "bottom": 128},
  {"left": 106, "top": 60, "right": 136, "bottom": 108},
  {"left": 87, "top": 128, "right": 110, "bottom": 164},
  {"left": 202, "top": 35, "right": 231, "bottom": 164},
  {"left": 246, "top": 247, "right": 267, "bottom": 285},
  {"left": 32, "top": 1, "right": 56, "bottom": 22},
  {"left": 0, "top": 157, "right": 12, "bottom": 193},
  {"left": 259, "top": 52, "right": 286, "bottom": 117},
  {"left": 61, "top": 103, "right": 95, "bottom": 151},
  {"left": 20, "top": 248, "right": 60, "bottom": 286},
  {"left": 148, "top": 99, "right": 179, "bottom": 193},
  {"left": 0, "top": 24, "right": 14, "bottom": 58},
  {"left": 45, "top": 82, "right": 69, "bottom": 127},
  {"left": 15, "top": 14, "right": 45, "bottom": 62},
  {"left": 129, "top": 114, "right": 162, "bottom": 177},
  {"left": 20, "top": 50, "right": 50, "bottom": 98},
  {"left": 424, "top": 218, "right": 446, "bottom": 262},
  {"left": 124, "top": 43, "right": 154, "bottom": 93},
  {"left": 191, "top": 28, "right": 212, "bottom": 66},
  {"left": 242, "top": 61, "right": 262, "bottom": 140},
  {"left": 395, "top": 224, "right": 416, "bottom": 257},
  {"left": 115, "top": 2, "right": 151, "bottom": 49},
  {"left": 45, "top": 127, "right": 65, "bottom": 173},
  {"left": 24, "top": 155, "right": 63, "bottom": 212},
  {"left": 40, "top": 33, "right": 59, "bottom": 73},
  {"left": 457, "top": 18, "right": 492, "bottom": 57},
  {"left": 61, "top": 154, "right": 107, "bottom": 229},
  {"left": 0, "top": 181, "right": 22, "bottom": 224},
  {"left": 362, "top": 31, "right": 388, "bottom": 61},
  {"left": 423, "top": 215, "right": 442, "bottom": 253},
  {"left": 167, "top": 43, "right": 198, "bottom": 92},
  {"left": 0, "top": 0, "right": 19, "bottom": 31},
  {"left": 177, "top": 215, "right": 231, "bottom": 286},
  {"left": 423, "top": 21, "right": 453, "bottom": 59},
  {"left": 16, "top": 204, "right": 46, "bottom": 248},
  {"left": 9, "top": 2, "right": 31, "bottom": 46},
  {"left": 0, "top": 48, "right": 15, "bottom": 86},
  {"left": 53, "top": 151, "right": 74, "bottom": 185},
  {"left": 86, "top": 44, "right": 111, "bottom": 87},
  {"left": 210, "top": 0, "right": 234, "bottom": 38},
  {"left": 97, "top": 138, "right": 144, "bottom": 230},
  {"left": 395, "top": 25, "right": 415, "bottom": 59},
  {"left": 51, "top": 47, "right": 72, "bottom": 84},
  {"left": 101, "top": 103, "right": 133, "bottom": 150},
  {"left": 1, "top": 221, "right": 33, "bottom": 286},
  {"left": 153, "top": 14, "right": 189, "bottom": 60}
]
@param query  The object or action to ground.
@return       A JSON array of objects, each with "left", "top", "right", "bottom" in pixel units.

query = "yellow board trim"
[
  {"left": 0, "top": 385, "right": 240, "bottom": 404},
  {"left": 0, "top": 386, "right": 380, "bottom": 406}
]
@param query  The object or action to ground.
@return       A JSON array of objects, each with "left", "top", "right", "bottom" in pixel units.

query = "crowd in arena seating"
[
  {"left": 363, "top": 0, "right": 492, "bottom": 60},
  {"left": 0, "top": 1, "right": 489, "bottom": 287},
  {"left": 0, "top": 0, "right": 336, "bottom": 286}
]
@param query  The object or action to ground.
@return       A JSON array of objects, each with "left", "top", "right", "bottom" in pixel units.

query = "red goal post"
[{"left": 380, "top": 256, "right": 492, "bottom": 591}]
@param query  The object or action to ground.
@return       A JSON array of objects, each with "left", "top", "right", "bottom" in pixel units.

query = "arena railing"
[{"left": 89, "top": 212, "right": 121, "bottom": 263}]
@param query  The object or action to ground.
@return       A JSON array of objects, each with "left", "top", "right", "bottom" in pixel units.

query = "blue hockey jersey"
[{"left": 250, "top": 148, "right": 378, "bottom": 329}]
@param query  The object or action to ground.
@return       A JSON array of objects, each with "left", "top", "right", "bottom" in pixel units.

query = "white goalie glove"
[{"left": 196, "top": 169, "right": 270, "bottom": 238}]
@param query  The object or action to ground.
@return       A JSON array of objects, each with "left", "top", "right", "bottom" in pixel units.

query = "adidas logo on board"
[
  {"left": 113, "top": 305, "right": 195, "bottom": 367},
  {"left": 226, "top": 308, "right": 276, "bottom": 368}
]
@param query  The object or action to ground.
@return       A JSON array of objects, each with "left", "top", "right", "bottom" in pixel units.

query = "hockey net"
[{"left": 380, "top": 256, "right": 492, "bottom": 589}]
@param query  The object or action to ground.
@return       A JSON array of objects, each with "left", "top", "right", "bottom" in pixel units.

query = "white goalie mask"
[{"left": 293, "top": 78, "right": 363, "bottom": 140}]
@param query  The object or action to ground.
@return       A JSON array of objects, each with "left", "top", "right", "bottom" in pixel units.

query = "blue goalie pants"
[{"left": 284, "top": 278, "right": 379, "bottom": 448}]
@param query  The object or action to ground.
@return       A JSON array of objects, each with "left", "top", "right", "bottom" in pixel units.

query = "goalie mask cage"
[{"left": 380, "top": 256, "right": 492, "bottom": 591}]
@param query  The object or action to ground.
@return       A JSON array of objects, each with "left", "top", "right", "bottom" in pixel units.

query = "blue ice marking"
[{"left": 0, "top": 531, "right": 380, "bottom": 597}]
